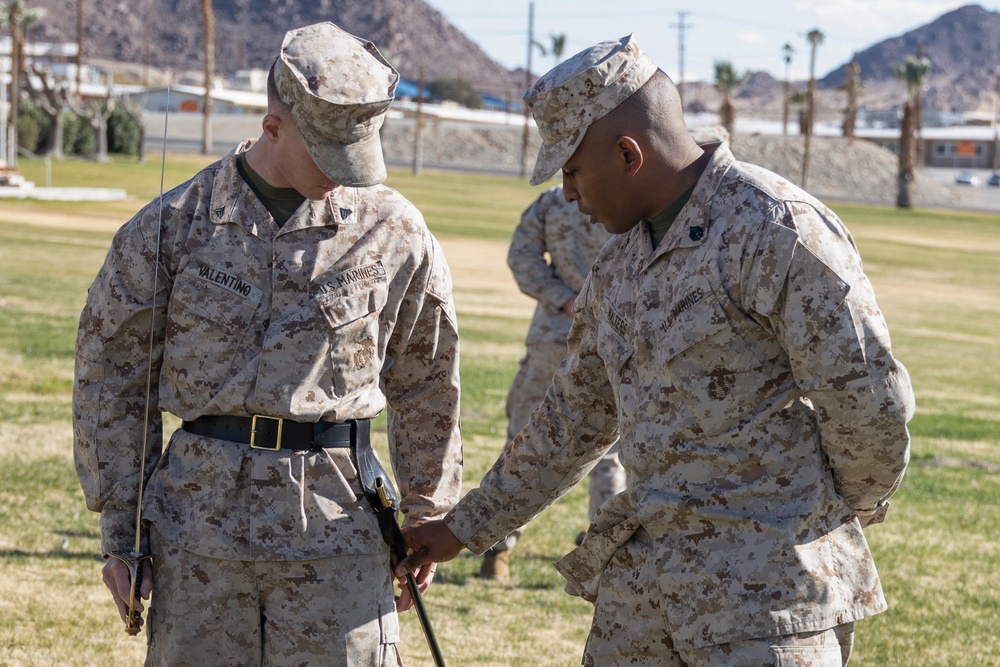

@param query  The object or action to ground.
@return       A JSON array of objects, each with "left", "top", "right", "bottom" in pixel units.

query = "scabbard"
[{"left": 352, "top": 429, "right": 447, "bottom": 667}]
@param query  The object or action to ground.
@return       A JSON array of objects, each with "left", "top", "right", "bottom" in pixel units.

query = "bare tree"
[
  {"left": 801, "top": 28, "right": 824, "bottom": 188},
  {"left": 24, "top": 64, "right": 68, "bottom": 157},
  {"left": 893, "top": 55, "right": 932, "bottom": 209},
  {"left": 714, "top": 60, "right": 747, "bottom": 139},
  {"left": 201, "top": 0, "right": 215, "bottom": 155},
  {"left": 65, "top": 76, "right": 115, "bottom": 162},
  {"left": 781, "top": 43, "right": 794, "bottom": 137}
]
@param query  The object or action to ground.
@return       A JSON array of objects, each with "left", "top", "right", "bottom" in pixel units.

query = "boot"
[{"left": 479, "top": 549, "right": 511, "bottom": 581}]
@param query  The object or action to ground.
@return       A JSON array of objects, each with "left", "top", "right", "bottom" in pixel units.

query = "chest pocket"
[
  {"left": 660, "top": 292, "right": 766, "bottom": 437},
  {"left": 165, "top": 267, "right": 261, "bottom": 390},
  {"left": 316, "top": 283, "right": 387, "bottom": 399}
]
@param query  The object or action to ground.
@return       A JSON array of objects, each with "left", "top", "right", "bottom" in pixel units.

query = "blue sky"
[{"left": 424, "top": 0, "right": 1000, "bottom": 82}]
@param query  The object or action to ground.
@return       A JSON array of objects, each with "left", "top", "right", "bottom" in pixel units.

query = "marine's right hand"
[
  {"left": 103, "top": 556, "right": 153, "bottom": 627},
  {"left": 393, "top": 519, "right": 464, "bottom": 580}
]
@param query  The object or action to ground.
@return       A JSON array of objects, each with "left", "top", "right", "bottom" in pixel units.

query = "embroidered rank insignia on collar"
[
  {"left": 340, "top": 207, "right": 353, "bottom": 220},
  {"left": 689, "top": 226, "right": 704, "bottom": 241},
  {"left": 214, "top": 206, "right": 226, "bottom": 217}
]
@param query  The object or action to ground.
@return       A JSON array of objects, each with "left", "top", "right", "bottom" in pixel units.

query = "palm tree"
[
  {"left": 24, "top": 64, "right": 68, "bottom": 157},
  {"left": 791, "top": 90, "right": 809, "bottom": 135},
  {"left": 201, "top": 0, "right": 214, "bottom": 155},
  {"left": 549, "top": 33, "right": 566, "bottom": 65},
  {"left": 781, "top": 43, "right": 794, "bottom": 137},
  {"left": 4, "top": 0, "right": 46, "bottom": 168},
  {"left": 841, "top": 61, "right": 861, "bottom": 141},
  {"left": 893, "top": 55, "right": 932, "bottom": 208},
  {"left": 714, "top": 60, "right": 747, "bottom": 139},
  {"left": 801, "top": 28, "right": 824, "bottom": 188}
]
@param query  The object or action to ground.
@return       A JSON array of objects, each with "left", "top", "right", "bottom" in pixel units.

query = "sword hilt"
[{"left": 109, "top": 550, "right": 153, "bottom": 635}]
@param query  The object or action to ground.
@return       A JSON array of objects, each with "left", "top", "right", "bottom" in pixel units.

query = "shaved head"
[
  {"left": 565, "top": 70, "right": 708, "bottom": 225},
  {"left": 592, "top": 71, "right": 698, "bottom": 166}
]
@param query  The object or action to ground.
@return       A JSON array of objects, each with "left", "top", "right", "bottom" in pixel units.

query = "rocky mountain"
[
  {"left": 682, "top": 4, "right": 1000, "bottom": 119},
  {"left": 821, "top": 3, "right": 1000, "bottom": 113},
  {"left": 26, "top": 0, "right": 526, "bottom": 100},
  {"left": 23, "top": 1, "right": 1000, "bottom": 114}
]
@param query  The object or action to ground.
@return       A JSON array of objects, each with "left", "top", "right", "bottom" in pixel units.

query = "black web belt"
[
  {"left": 181, "top": 415, "right": 366, "bottom": 452},
  {"left": 180, "top": 413, "right": 399, "bottom": 521}
]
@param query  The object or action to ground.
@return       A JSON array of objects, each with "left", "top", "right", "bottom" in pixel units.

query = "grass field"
[{"left": 1, "top": 154, "right": 998, "bottom": 666}]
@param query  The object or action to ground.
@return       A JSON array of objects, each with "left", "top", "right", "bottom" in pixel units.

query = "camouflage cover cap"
[
  {"left": 275, "top": 22, "right": 399, "bottom": 187},
  {"left": 523, "top": 35, "right": 658, "bottom": 186}
]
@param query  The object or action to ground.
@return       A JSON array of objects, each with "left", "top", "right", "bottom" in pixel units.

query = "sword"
[
  {"left": 374, "top": 477, "right": 447, "bottom": 667},
  {"left": 108, "top": 87, "right": 171, "bottom": 636}
]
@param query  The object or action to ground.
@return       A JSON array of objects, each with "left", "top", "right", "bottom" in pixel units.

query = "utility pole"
[
  {"left": 519, "top": 1, "right": 535, "bottom": 179},
  {"left": 671, "top": 11, "right": 690, "bottom": 107}
]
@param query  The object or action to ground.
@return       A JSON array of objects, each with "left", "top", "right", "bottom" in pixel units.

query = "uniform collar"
[
  {"left": 209, "top": 139, "right": 364, "bottom": 237},
  {"left": 643, "top": 141, "right": 735, "bottom": 266}
]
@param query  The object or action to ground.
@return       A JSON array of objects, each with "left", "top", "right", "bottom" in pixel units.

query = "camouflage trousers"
[
  {"left": 492, "top": 341, "right": 626, "bottom": 554},
  {"left": 145, "top": 524, "right": 403, "bottom": 667},
  {"left": 583, "top": 527, "right": 854, "bottom": 666}
]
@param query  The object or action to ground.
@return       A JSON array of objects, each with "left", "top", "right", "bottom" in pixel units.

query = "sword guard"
[{"left": 108, "top": 550, "right": 153, "bottom": 636}]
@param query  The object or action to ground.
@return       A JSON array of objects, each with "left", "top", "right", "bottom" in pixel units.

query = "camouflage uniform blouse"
[
  {"left": 74, "top": 140, "right": 463, "bottom": 561},
  {"left": 507, "top": 185, "right": 611, "bottom": 344},
  {"left": 446, "top": 142, "right": 913, "bottom": 649}
]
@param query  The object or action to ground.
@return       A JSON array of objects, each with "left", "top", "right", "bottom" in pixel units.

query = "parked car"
[
  {"left": 955, "top": 171, "right": 980, "bottom": 186},
  {"left": 987, "top": 173, "right": 1000, "bottom": 187}
]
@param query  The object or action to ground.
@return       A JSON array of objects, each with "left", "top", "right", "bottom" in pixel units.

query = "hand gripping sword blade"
[{"left": 109, "top": 88, "right": 170, "bottom": 636}]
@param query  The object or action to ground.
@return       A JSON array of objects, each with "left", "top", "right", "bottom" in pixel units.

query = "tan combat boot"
[{"left": 479, "top": 549, "right": 511, "bottom": 581}]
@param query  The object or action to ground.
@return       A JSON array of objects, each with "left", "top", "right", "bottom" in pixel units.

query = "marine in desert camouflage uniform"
[
  {"left": 480, "top": 185, "right": 625, "bottom": 580},
  {"left": 398, "top": 35, "right": 913, "bottom": 666},
  {"left": 73, "top": 22, "right": 461, "bottom": 666}
]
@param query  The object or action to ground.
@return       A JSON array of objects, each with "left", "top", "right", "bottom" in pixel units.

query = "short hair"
[{"left": 266, "top": 58, "right": 291, "bottom": 114}]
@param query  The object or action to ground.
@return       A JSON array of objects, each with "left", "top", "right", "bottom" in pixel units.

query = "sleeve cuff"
[{"left": 855, "top": 500, "right": 890, "bottom": 528}]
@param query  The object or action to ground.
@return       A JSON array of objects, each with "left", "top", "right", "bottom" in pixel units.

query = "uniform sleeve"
[
  {"left": 747, "top": 202, "right": 914, "bottom": 527},
  {"left": 444, "top": 272, "right": 619, "bottom": 553},
  {"left": 383, "top": 231, "right": 463, "bottom": 526},
  {"left": 73, "top": 206, "right": 170, "bottom": 556},
  {"left": 507, "top": 189, "right": 578, "bottom": 311}
]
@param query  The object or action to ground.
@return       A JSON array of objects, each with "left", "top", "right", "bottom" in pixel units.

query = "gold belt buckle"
[{"left": 250, "top": 415, "right": 284, "bottom": 450}]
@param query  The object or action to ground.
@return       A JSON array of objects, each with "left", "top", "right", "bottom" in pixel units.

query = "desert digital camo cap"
[
  {"left": 274, "top": 22, "right": 399, "bottom": 187},
  {"left": 523, "top": 35, "right": 658, "bottom": 186}
]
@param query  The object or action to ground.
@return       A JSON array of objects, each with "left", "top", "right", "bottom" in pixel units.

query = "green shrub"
[
  {"left": 107, "top": 105, "right": 141, "bottom": 155},
  {"left": 16, "top": 99, "right": 50, "bottom": 154},
  {"left": 426, "top": 77, "right": 483, "bottom": 109},
  {"left": 62, "top": 110, "right": 96, "bottom": 156}
]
